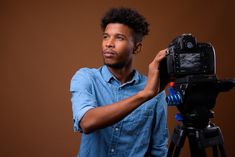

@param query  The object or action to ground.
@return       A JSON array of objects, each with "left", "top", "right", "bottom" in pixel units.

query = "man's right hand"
[{"left": 141, "top": 49, "right": 168, "bottom": 99}]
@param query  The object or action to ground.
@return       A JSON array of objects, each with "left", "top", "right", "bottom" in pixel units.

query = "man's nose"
[{"left": 106, "top": 38, "right": 115, "bottom": 48}]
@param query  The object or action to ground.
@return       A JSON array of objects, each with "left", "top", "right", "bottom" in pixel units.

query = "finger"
[
  {"left": 166, "top": 48, "right": 169, "bottom": 56},
  {"left": 159, "top": 49, "right": 168, "bottom": 58}
]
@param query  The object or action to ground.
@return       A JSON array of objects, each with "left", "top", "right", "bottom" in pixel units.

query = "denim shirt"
[{"left": 70, "top": 65, "right": 168, "bottom": 157}]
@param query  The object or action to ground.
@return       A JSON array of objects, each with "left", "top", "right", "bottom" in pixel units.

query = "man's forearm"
[{"left": 79, "top": 90, "right": 152, "bottom": 134}]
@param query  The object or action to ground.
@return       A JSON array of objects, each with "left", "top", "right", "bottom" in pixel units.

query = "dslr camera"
[{"left": 161, "top": 34, "right": 215, "bottom": 79}]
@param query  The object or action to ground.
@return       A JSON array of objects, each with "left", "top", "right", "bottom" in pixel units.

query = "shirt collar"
[
  {"left": 101, "top": 65, "right": 114, "bottom": 82},
  {"left": 101, "top": 65, "right": 140, "bottom": 85}
]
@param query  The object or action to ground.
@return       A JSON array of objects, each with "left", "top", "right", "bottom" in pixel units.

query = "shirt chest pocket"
[{"left": 121, "top": 108, "right": 154, "bottom": 136}]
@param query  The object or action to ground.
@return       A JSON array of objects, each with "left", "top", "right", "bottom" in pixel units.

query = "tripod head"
[{"left": 166, "top": 74, "right": 235, "bottom": 128}]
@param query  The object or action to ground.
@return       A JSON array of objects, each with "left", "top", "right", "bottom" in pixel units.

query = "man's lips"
[{"left": 103, "top": 50, "right": 117, "bottom": 58}]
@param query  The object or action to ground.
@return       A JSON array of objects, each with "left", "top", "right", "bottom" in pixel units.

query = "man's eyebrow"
[
  {"left": 102, "top": 32, "right": 109, "bottom": 35},
  {"left": 102, "top": 32, "right": 127, "bottom": 38}
]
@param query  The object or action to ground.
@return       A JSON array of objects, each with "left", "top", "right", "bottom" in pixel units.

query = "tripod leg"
[
  {"left": 188, "top": 139, "right": 207, "bottom": 157},
  {"left": 210, "top": 126, "right": 227, "bottom": 157},
  {"left": 167, "top": 125, "right": 186, "bottom": 157},
  {"left": 167, "top": 140, "right": 175, "bottom": 157},
  {"left": 172, "top": 146, "right": 183, "bottom": 157},
  {"left": 188, "top": 129, "right": 207, "bottom": 157},
  {"left": 167, "top": 137, "right": 185, "bottom": 157}
]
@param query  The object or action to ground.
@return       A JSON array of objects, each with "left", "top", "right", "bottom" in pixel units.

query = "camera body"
[{"left": 163, "top": 34, "right": 216, "bottom": 79}]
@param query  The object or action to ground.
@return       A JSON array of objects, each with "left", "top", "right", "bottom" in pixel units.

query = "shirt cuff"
[{"left": 73, "top": 106, "right": 95, "bottom": 132}]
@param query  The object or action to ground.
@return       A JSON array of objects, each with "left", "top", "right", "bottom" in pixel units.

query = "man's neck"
[{"left": 107, "top": 65, "right": 134, "bottom": 84}]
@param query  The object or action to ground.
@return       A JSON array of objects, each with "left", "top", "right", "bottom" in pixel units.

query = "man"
[{"left": 70, "top": 7, "right": 168, "bottom": 157}]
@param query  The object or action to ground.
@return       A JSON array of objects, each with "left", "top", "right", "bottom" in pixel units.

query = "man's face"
[{"left": 102, "top": 23, "right": 135, "bottom": 68}]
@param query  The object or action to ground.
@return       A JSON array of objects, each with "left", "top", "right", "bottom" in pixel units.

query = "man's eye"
[
  {"left": 103, "top": 35, "right": 108, "bottom": 39},
  {"left": 116, "top": 36, "right": 124, "bottom": 40}
]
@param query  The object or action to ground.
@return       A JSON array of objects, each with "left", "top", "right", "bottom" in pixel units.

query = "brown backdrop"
[{"left": 1, "top": 0, "right": 235, "bottom": 156}]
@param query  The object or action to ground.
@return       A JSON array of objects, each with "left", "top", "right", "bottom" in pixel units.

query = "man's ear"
[{"left": 133, "top": 42, "right": 142, "bottom": 54}]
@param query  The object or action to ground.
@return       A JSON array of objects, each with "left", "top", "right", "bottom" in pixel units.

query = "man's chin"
[{"left": 105, "top": 63, "right": 125, "bottom": 69}]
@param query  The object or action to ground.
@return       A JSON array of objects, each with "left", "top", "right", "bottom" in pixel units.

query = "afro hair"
[{"left": 101, "top": 7, "right": 149, "bottom": 43}]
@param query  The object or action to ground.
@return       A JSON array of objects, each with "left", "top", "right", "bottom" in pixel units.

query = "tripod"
[
  {"left": 167, "top": 122, "right": 227, "bottom": 157},
  {"left": 165, "top": 76, "right": 235, "bottom": 157}
]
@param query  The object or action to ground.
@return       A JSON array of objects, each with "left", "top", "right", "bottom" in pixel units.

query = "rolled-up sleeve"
[
  {"left": 70, "top": 68, "right": 97, "bottom": 132},
  {"left": 150, "top": 91, "right": 168, "bottom": 157}
]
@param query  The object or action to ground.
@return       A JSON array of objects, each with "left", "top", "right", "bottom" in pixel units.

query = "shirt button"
[
  {"left": 111, "top": 148, "right": 115, "bottom": 152},
  {"left": 115, "top": 127, "right": 119, "bottom": 131}
]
